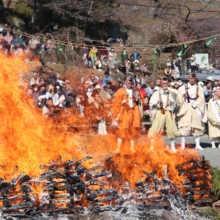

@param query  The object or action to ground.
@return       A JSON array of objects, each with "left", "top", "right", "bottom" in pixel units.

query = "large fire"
[{"left": 0, "top": 53, "right": 211, "bottom": 201}]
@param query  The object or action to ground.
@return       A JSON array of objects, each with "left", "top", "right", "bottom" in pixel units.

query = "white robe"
[
  {"left": 177, "top": 83, "right": 207, "bottom": 136},
  {"left": 208, "top": 99, "right": 220, "bottom": 140}
]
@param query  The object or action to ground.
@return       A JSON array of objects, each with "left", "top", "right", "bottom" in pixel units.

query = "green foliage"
[
  {"left": 200, "top": 208, "right": 220, "bottom": 219},
  {"left": 15, "top": 0, "right": 33, "bottom": 15},
  {"left": 211, "top": 167, "right": 220, "bottom": 198}
]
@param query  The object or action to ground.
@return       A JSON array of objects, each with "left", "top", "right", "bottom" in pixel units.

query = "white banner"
[{"left": 195, "top": 53, "right": 209, "bottom": 69}]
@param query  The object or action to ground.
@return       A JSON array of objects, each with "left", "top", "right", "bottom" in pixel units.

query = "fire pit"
[{"left": 0, "top": 154, "right": 214, "bottom": 219}]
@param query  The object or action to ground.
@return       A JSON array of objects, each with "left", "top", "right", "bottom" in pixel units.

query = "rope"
[{"left": 5, "top": 26, "right": 220, "bottom": 51}]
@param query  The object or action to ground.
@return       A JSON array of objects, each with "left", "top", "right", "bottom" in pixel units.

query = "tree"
[{"left": 39, "top": 0, "right": 119, "bottom": 23}]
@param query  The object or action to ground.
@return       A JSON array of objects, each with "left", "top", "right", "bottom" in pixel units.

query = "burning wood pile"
[{"left": 0, "top": 154, "right": 214, "bottom": 219}]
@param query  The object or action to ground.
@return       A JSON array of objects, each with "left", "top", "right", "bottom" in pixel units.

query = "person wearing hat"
[
  {"left": 177, "top": 73, "right": 207, "bottom": 150},
  {"left": 112, "top": 75, "right": 142, "bottom": 153},
  {"left": 207, "top": 87, "right": 220, "bottom": 148},
  {"left": 164, "top": 63, "right": 174, "bottom": 78},
  {"left": 148, "top": 78, "right": 179, "bottom": 152}
]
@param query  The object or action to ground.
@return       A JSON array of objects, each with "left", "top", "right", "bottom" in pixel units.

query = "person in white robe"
[
  {"left": 148, "top": 78, "right": 179, "bottom": 152},
  {"left": 208, "top": 87, "right": 220, "bottom": 148},
  {"left": 177, "top": 73, "right": 207, "bottom": 150}
]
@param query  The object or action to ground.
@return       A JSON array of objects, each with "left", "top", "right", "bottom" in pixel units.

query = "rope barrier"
[{"left": 4, "top": 26, "right": 220, "bottom": 51}]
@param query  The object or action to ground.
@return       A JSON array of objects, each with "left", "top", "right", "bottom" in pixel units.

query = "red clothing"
[{"left": 139, "top": 88, "right": 146, "bottom": 98}]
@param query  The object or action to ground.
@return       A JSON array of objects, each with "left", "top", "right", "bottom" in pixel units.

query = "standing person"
[
  {"left": 177, "top": 73, "right": 207, "bottom": 150},
  {"left": 148, "top": 78, "right": 179, "bottom": 152},
  {"left": 189, "top": 53, "right": 197, "bottom": 73},
  {"left": 174, "top": 56, "right": 182, "bottom": 75},
  {"left": 208, "top": 87, "right": 220, "bottom": 148},
  {"left": 164, "top": 63, "right": 174, "bottom": 79},
  {"left": 121, "top": 48, "right": 128, "bottom": 63},
  {"left": 112, "top": 76, "right": 142, "bottom": 153},
  {"left": 203, "top": 81, "right": 212, "bottom": 102},
  {"left": 81, "top": 44, "right": 89, "bottom": 66},
  {"left": 88, "top": 46, "right": 97, "bottom": 67},
  {"left": 108, "top": 48, "right": 117, "bottom": 73}
]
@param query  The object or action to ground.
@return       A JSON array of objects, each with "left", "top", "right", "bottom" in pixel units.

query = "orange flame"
[{"left": 0, "top": 53, "right": 211, "bottom": 201}]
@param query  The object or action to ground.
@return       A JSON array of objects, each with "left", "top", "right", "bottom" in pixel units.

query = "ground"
[{"left": 164, "top": 135, "right": 220, "bottom": 168}]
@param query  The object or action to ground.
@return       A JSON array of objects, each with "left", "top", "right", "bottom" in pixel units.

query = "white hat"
[{"left": 94, "top": 84, "right": 101, "bottom": 90}]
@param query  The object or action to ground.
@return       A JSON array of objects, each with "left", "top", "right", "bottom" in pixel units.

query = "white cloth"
[
  {"left": 125, "top": 88, "right": 134, "bottom": 108},
  {"left": 190, "top": 56, "right": 196, "bottom": 66},
  {"left": 212, "top": 100, "right": 220, "bottom": 123},
  {"left": 188, "top": 83, "right": 204, "bottom": 120}
]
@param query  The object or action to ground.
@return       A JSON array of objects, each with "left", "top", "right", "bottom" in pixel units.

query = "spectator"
[
  {"left": 126, "top": 36, "right": 132, "bottom": 47},
  {"left": 112, "top": 78, "right": 123, "bottom": 92},
  {"left": 203, "top": 80, "right": 212, "bottom": 102},
  {"left": 105, "top": 81, "right": 114, "bottom": 97},
  {"left": 81, "top": 44, "right": 89, "bottom": 66},
  {"left": 189, "top": 53, "right": 197, "bottom": 72},
  {"left": 130, "top": 48, "right": 141, "bottom": 61},
  {"left": 121, "top": 48, "right": 128, "bottom": 63},
  {"left": 43, "top": 40, "right": 58, "bottom": 64},
  {"left": 140, "top": 62, "right": 149, "bottom": 76},
  {"left": 96, "top": 75, "right": 103, "bottom": 86},
  {"left": 155, "top": 78, "right": 161, "bottom": 87},
  {"left": 88, "top": 46, "right": 97, "bottom": 67},
  {"left": 108, "top": 48, "right": 117, "bottom": 73},
  {"left": 166, "top": 55, "right": 174, "bottom": 69},
  {"left": 133, "top": 60, "right": 140, "bottom": 72},
  {"left": 140, "top": 75, "right": 146, "bottom": 86},
  {"left": 32, "top": 84, "right": 40, "bottom": 106},
  {"left": 134, "top": 74, "right": 141, "bottom": 85},
  {"left": 125, "top": 60, "right": 132, "bottom": 74},
  {"left": 30, "top": 70, "right": 40, "bottom": 86},
  {"left": 136, "top": 83, "right": 146, "bottom": 98},
  {"left": 94, "top": 57, "right": 102, "bottom": 71},
  {"left": 213, "top": 79, "right": 219, "bottom": 88},
  {"left": 174, "top": 56, "right": 182, "bottom": 75},
  {"left": 145, "top": 81, "right": 155, "bottom": 98},
  {"left": 164, "top": 63, "right": 174, "bottom": 78},
  {"left": 102, "top": 71, "right": 112, "bottom": 87},
  {"left": 102, "top": 57, "right": 109, "bottom": 70},
  {"left": 99, "top": 46, "right": 108, "bottom": 62}
]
